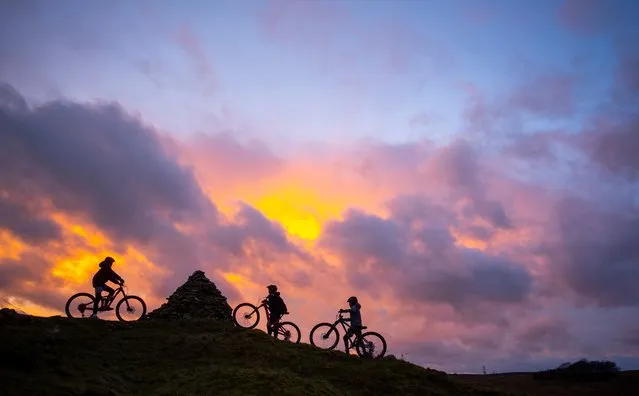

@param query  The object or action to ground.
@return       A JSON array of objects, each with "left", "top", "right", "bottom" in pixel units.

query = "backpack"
[{"left": 271, "top": 294, "right": 287, "bottom": 313}]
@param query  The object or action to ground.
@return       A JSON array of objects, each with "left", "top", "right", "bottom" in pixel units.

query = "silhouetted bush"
[{"left": 532, "top": 359, "right": 620, "bottom": 382}]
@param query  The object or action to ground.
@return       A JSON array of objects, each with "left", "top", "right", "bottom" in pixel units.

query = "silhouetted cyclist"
[
  {"left": 265, "top": 284, "right": 288, "bottom": 336},
  {"left": 90, "top": 256, "right": 124, "bottom": 318},
  {"left": 339, "top": 296, "right": 363, "bottom": 352}
]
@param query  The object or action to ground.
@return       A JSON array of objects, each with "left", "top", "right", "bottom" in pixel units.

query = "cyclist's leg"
[
  {"left": 102, "top": 284, "right": 115, "bottom": 307},
  {"left": 266, "top": 315, "right": 274, "bottom": 336},
  {"left": 353, "top": 326, "right": 363, "bottom": 346},
  {"left": 343, "top": 327, "right": 354, "bottom": 352},
  {"left": 103, "top": 284, "right": 114, "bottom": 299},
  {"left": 92, "top": 286, "right": 103, "bottom": 316},
  {"left": 269, "top": 313, "right": 282, "bottom": 338}
]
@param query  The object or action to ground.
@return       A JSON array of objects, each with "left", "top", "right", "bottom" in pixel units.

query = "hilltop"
[
  {"left": 0, "top": 309, "right": 510, "bottom": 396},
  {"left": 4, "top": 270, "right": 634, "bottom": 396}
]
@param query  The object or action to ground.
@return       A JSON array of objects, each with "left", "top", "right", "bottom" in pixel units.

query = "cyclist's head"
[
  {"left": 347, "top": 296, "right": 358, "bottom": 305},
  {"left": 103, "top": 256, "right": 115, "bottom": 266},
  {"left": 267, "top": 284, "right": 278, "bottom": 293}
]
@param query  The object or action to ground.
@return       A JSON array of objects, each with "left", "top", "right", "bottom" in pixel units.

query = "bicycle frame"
[
  {"left": 100, "top": 286, "right": 127, "bottom": 309},
  {"left": 332, "top": 313, "right": 362, "bottom": 348}
]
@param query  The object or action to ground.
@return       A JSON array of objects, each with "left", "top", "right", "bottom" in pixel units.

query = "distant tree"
[
  {"left": 482, "top": 365, "right": 487, "bottom": 375},
  {"left": 533, "top": 359, "right": 620, "bottom": 382}
]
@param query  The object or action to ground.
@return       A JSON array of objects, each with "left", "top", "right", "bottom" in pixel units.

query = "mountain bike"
[
  {"left": 232, "top": 298, "right": 301, "bottom": 343},
  {"left": 65, "top": 283, "right": 147, "bottom": 322},
  {"left": 309, "top": 311, "right": 387, "bottom": 359}
]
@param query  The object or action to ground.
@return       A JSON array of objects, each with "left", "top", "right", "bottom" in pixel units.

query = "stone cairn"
[{"left": 145, "top": 270, "right": 232, "bottom": 322}]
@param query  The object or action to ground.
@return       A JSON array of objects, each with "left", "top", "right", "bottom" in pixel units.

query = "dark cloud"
[
  {"left": 503, "top": 130, "right": 564, "bottom": 163},
  {"left": 320, "top": 208, "right": 405, "bottom": 266},
  {"left": 319, "top": 195, "right": 532, "bottom": 318},
  {"left": 0, "top": 259, "right": 34, "bottom": 288},
  {"left": 516, "top": 319, "right": 572, "bottom": 353},
  {"left": 429, "top": 139, "right": 513, "bottom": 229},
  {"left": 0, "top": 195, "right": 62, "bottom": 243},
  {"left": 403, "top": 250, "right": 532, "bottom": 307},
  {"left": 0, "top": 85, "right": 214, "bottom": 242},
  {"left": 582, "top": 120, "right": 639, "bottom": 180},
  {"left": 619, "top": 329, "right": 639, "bottom": 353},
  {"left": 545, "top": 196, "right": 639, "bottom": 307}
]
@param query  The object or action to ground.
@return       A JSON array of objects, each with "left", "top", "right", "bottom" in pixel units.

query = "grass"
[{"left": 0, "top": 309, "right": 511, "bottom": 396}]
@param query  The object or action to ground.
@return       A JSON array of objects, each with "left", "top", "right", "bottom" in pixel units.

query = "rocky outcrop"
[{"left": 145, "top": 270, "right": 232, "bottom": 322}]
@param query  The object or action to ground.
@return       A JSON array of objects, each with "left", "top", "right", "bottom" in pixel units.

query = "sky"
[{"left": 1, "top": 0, "right": 639, "bottom": 373}]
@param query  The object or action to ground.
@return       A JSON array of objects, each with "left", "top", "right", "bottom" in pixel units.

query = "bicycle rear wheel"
[
  {"left": 276, "top": 321, "right": 301, "bottom": 343},
  {"left": 356, "top": 331, "right": 387, "bottom": 359},
  {"left": 65, "top": 292, "right": 96, "bottom": 318},
  {"left": 309, "top": 323, "right": 340, "bottom": 350},
  {"left": 232, "top": 303, "right": 260, "bottom": 329},
  {"left": 115, "top": 296, "right": 147, "bottom": 321}
]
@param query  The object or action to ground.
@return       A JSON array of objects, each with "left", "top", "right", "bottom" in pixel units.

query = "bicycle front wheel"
[
  {"left": 65, "top": 292, "right": 96, "bottom": 318},
  {"left": 309, "top": 323, "right": 340, "bottom": 350},
  {"left": 276, "top": 321, "right": 301, "bottom": 344},
  {"left": 115, "top": 296, "right": 147, "bottom": 321},
  {"left": 356, "top": 331, "right": 387, "bottom": 359},
  {"left": 232, "top": 303, "right": 260, "bottom": 329}
]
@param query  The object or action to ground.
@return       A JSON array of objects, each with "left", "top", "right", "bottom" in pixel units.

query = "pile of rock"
[{"left": 145, "top": 270, "right": 232, "bottom": 322}]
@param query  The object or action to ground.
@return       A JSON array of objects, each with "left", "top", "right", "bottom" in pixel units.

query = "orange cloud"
[{"left": 0, "top": 230, "right": 26, "bottom": 260}]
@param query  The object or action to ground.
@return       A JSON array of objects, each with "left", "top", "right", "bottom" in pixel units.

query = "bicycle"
[
  {"left": 309, "top": 311, "right": 387, "bottom": 359},
  {"left": 65, "top": 283, "right": 147, "bottom": 322},
  {"left": 232, "top": 298, "right": 301, "bottom": 344}
]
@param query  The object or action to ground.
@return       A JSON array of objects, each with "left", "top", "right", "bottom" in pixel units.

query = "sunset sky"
[{"left": 1, "top": 0, "right": 639, "bottom": 373}]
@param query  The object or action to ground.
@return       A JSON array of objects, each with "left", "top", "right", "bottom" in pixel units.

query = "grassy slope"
[
  {"left": 454, "top": 371, "right": 639, "bottom": 396},
  {"left": 0, "top": 311, "right": 511, "bottom": 396}
]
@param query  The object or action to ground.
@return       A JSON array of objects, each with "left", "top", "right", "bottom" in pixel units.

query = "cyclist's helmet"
[
  {"left": 347, "top": 296, "right": 358, "bottom": 305},
  {"left": 267, "top": 284, "right": 278, "bottom": 292},
  {"left": 99, "top": 256, "right": 115, "bottom": 269}
]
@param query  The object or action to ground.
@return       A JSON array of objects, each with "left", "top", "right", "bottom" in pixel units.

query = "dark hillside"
[{"left": 0, "top": 309, "right": 512, "bottom": 396}]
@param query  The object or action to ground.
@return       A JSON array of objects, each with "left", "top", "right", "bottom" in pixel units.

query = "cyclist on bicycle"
[
  {"left": 90, "top": 256, "right": 124, "bottom": 318},
  {"left": 265, "top": 284, "right": 288, "bottom": 337},
  {"left": 339, "top": 296, "right": 362, "bottom": 352}
]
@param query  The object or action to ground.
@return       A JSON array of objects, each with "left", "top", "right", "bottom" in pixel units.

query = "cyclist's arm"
[
  {"left": 339, "top": 308, "right": 352, "bottom": 320},
  {"left": 109, "top": 270, "right": 124, "bottom": 284}
]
